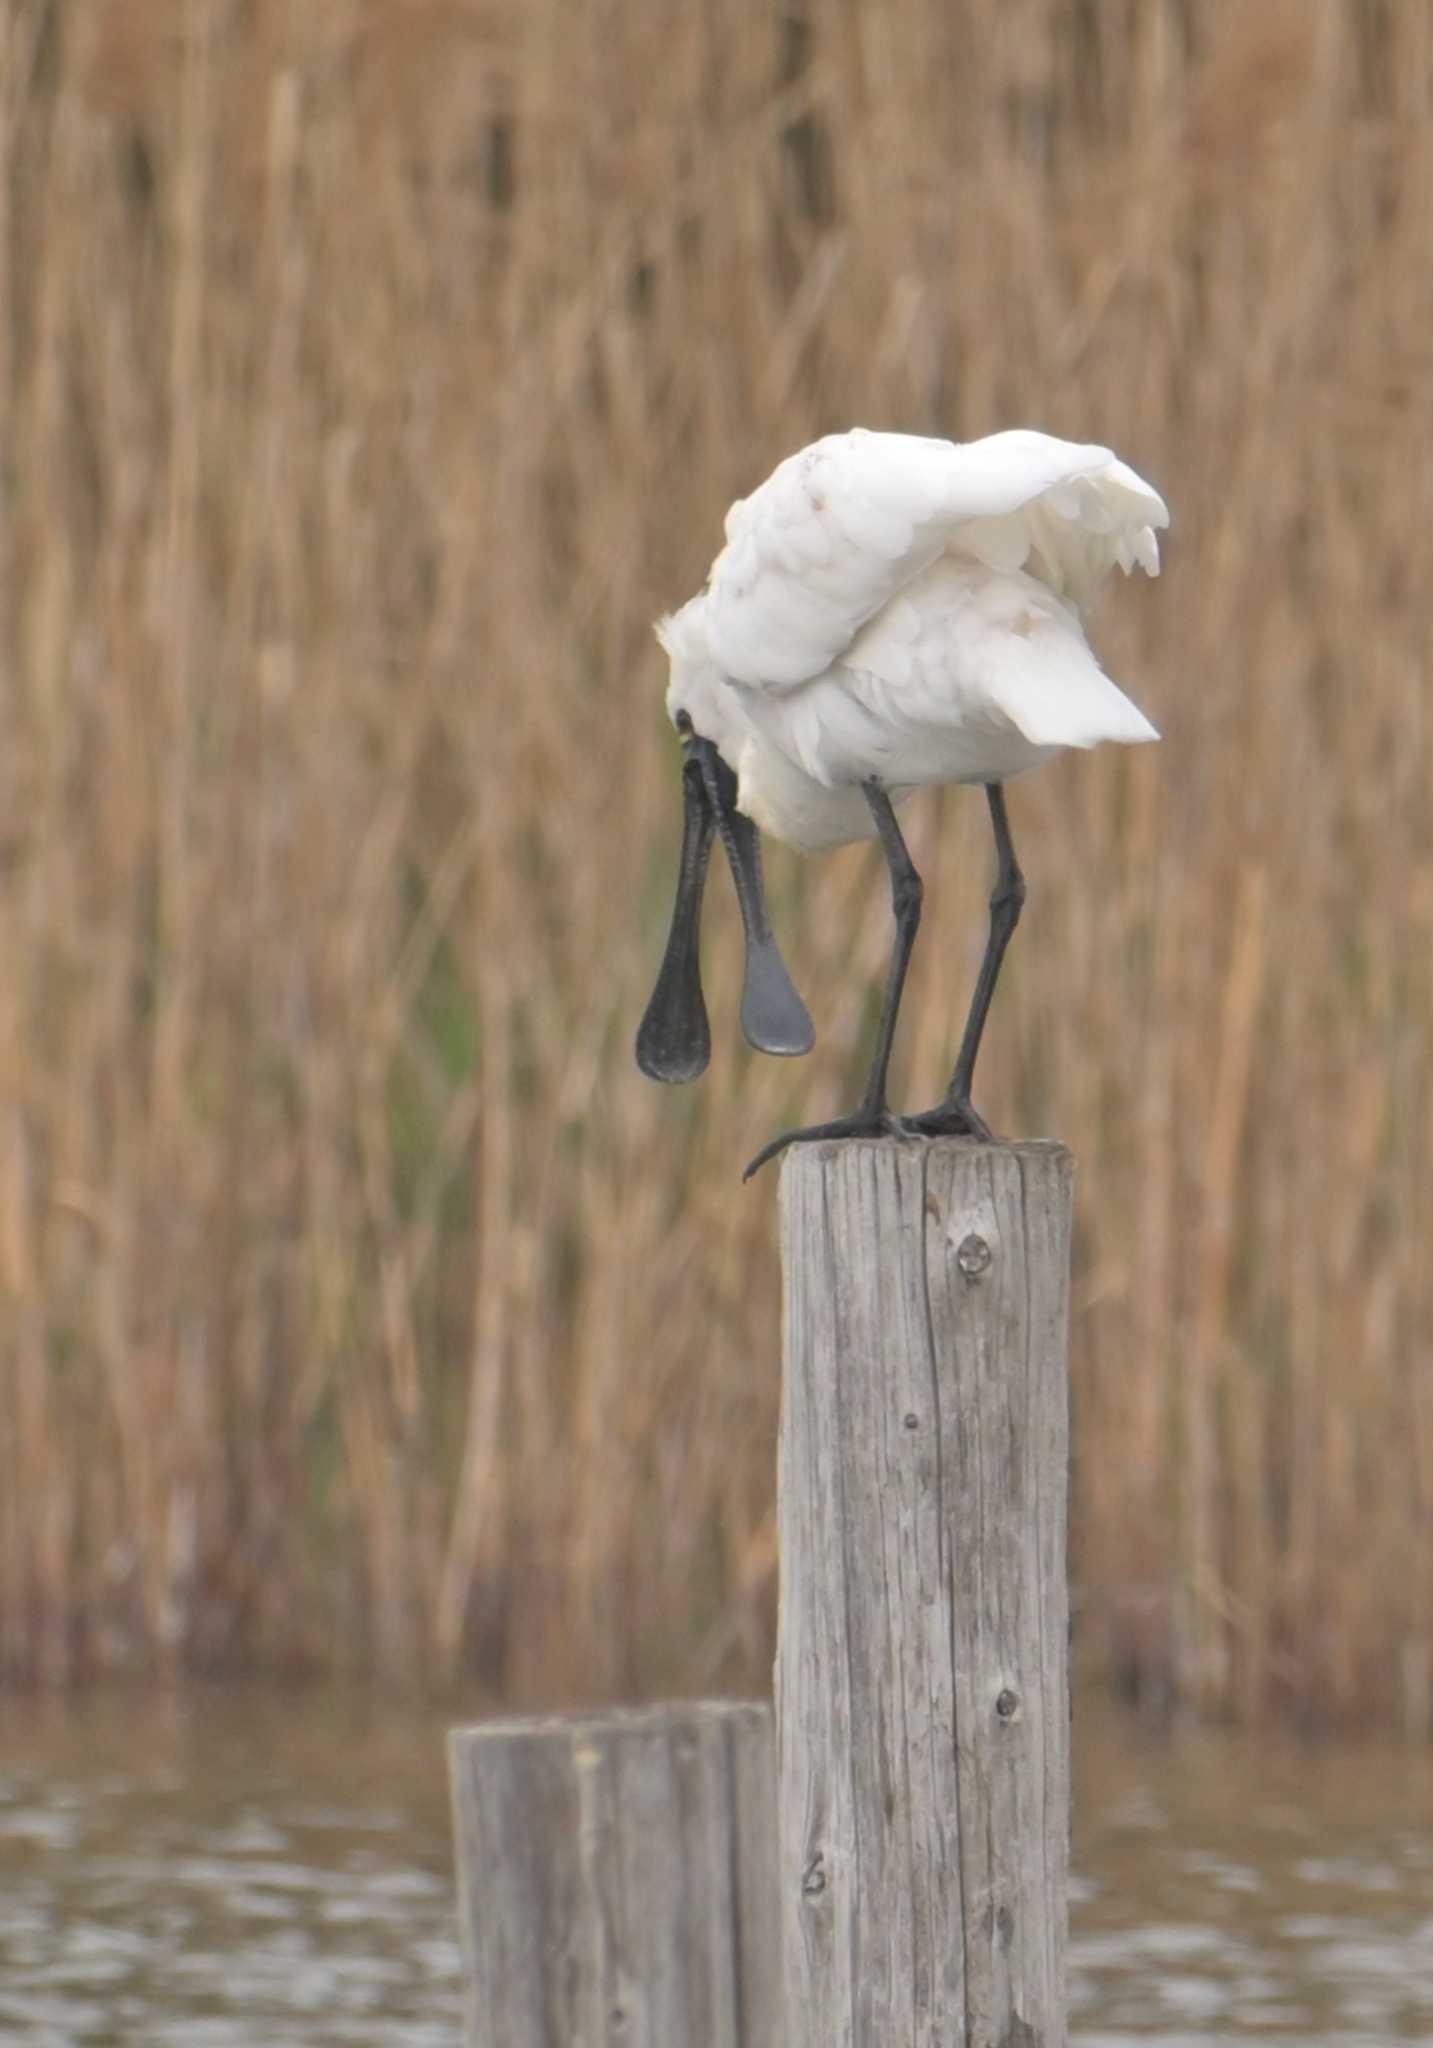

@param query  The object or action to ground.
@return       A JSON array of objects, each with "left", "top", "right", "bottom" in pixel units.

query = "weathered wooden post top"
[
  {"left": 777, "top": 1135, "right": 1073, "bottom": 2048},
  {"left": 449, "top": 1131, "right": 1073, "bottom": 2046},
  {"left": 448, "top": 1700, "right": 780, "bottom": 2046}
]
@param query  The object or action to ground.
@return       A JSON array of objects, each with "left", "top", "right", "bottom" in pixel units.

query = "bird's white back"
[
  {"left": 658, "top": 426, "right": 1167, "bottom": 850},
  {"left": 696, "top": 427, "right": 1167, "bottom": 691}
]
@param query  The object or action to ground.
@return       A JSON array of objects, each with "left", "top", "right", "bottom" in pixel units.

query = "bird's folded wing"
[
  {"left": 818, "top": 565, "right": 1159, "bottom": 778},
  {"left": 704, "top": 428, "right": 1168, "bottom": 690}
]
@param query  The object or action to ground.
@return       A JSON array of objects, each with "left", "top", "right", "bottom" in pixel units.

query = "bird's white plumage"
[{"left": 659, "top": 427, "right": 1166, "bottom": 850}]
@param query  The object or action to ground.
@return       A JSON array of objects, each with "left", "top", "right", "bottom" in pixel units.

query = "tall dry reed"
[{"left": 1, "top": 0, "right": 1430, "bottom": 1729}]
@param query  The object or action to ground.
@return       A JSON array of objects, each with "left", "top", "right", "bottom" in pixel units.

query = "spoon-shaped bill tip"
[
  {"left": 635, "top": 999, "right": 711, "bottom": 1084},
  {"left": 707, "top": 780, "right": 814, "bottom": 1060},
  {"left": 740, "top": 935, "right": 815, "bottom": 1057},
  {"left": 635, "top": 754, "right": 716, "bottom": 1085},
  {"left": 637, "top": 726, "right": 815, "bottom": 1085}
]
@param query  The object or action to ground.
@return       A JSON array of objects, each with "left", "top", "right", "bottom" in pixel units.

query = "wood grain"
[
  {"left": 448, "top": 1700, "right": 779, "bottom": 2047},
  {"left": 777, "top": 1138, "right": 1074, "bottom": 2047}
]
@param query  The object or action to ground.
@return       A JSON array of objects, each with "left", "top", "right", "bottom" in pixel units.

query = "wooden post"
[
  {"left": 777, "top": 1138, "right": 1074, "bottom": 2047},
  {"left": 447, "top": 1700, "right": 779, "bottom": 2048}
]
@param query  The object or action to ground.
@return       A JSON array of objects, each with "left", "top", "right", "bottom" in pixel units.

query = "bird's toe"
[
  {"left": 900, "top": 1098, "right": 997, "bottom": 1144},
  {"left": 743, "top": 1108, "right": 906, "bottom": 1181}
]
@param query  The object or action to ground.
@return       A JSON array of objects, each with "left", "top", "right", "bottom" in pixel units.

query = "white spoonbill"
[{"left": 635, "top": 426, "right": 1168, "bottom": 1177}]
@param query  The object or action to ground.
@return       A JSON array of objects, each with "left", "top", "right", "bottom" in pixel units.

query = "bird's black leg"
[
  {"left": 853, "top": 787, "right": 925, "bottom": 1116},
  {"left": 744, "top": 783, "right": 922, "bottom": 1180},
  {"left": 905, "top": 781, "right": 1023, "bottom": 1141}
]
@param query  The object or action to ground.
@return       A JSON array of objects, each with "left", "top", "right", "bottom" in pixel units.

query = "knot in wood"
[
  {"left": 801, "top": 1850, "right": 826, "bottom": 1897},
  {"left": 955, "top": 1231, "right": 992, "bottom": 1279},
  {"left": 995, "top": 1687, "right": 1020, "bottom": 1721}
]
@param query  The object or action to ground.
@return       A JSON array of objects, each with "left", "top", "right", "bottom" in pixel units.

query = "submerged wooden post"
[
  {"left": 778, "top": 1138, "right": 1074, "bottom": 2047},
  {"left": 447, "top": 1700, "right": 779, "bottom": 2048}
]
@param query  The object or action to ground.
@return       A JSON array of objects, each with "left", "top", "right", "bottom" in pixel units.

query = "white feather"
[{"left": 661, "top": 426, "right": 1166, "bottom": 851}]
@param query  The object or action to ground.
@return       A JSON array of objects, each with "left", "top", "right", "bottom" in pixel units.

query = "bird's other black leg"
[
  {"left": 905, "top": 781, "right": 1024, "bottom": 1142},
  {"left": 744, "top": 783, "right": 922, "bottom": 1179}
]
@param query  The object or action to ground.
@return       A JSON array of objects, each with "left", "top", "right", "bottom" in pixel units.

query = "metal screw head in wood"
[{"left": 956, "top": 1229, "right": 993, "bottom": 1277}]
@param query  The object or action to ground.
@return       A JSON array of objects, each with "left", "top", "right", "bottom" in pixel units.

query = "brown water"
[{"left": 1, "top": 1687, "right": 1430, "bottom": 2045}]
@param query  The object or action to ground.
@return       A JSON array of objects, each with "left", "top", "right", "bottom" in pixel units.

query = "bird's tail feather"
[{"left": 988, "top": 630, "right": 1159, "bottom": 749}]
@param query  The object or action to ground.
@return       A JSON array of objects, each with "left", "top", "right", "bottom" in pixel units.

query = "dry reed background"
[{"left": 1, "top": 0, "right": 1430, "bottom": 1729}]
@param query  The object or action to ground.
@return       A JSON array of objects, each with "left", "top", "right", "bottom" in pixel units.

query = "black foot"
[
  {"left": 743, "top": 1109, "right": 905, "bottom": 1182},
  {"left": 901, "top": 1095, "right": 996, "bottom": 1143}
]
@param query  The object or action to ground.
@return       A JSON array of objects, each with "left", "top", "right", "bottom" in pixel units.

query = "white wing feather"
[
  {"left": 847, "top": 558, "right": 1157, "bottom": 755},
  {"left": 734, "top": 555, "right": 1157, "bottom": 799},
  {"left": 704, "top": 428, "right": 1168, "bottom": 689}
]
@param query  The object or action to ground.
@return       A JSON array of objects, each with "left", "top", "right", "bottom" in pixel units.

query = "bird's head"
[{"left": 655, "top": 601, "right": 748, "bottom": 763}]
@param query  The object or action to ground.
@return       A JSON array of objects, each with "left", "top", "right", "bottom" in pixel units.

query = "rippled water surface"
[
  {"left": 0, "top": 1690, "right": 462, "bottom": 2046},
  {"left": 1071, "top": 1707, "right": 1433, "bottom": 2044},
  {"left": 1, "top": 1687, "right": 1431, "bottom": 2044}
]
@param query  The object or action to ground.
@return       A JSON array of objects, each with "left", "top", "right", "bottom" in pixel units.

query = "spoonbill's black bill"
[
  {"left": 634, "top": 748, "right": 716, "bottom": 1084},
  {"left": 636, "top": 723, "right": 814, "bottom": 1084},
  {"left": 636, "top": 425, "right": 1168, "bottom": 1174}
]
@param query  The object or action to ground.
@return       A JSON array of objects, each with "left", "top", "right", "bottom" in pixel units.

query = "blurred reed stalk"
[{"left": 0, "top": 0, "right": 1430, "bottom": 1730}]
